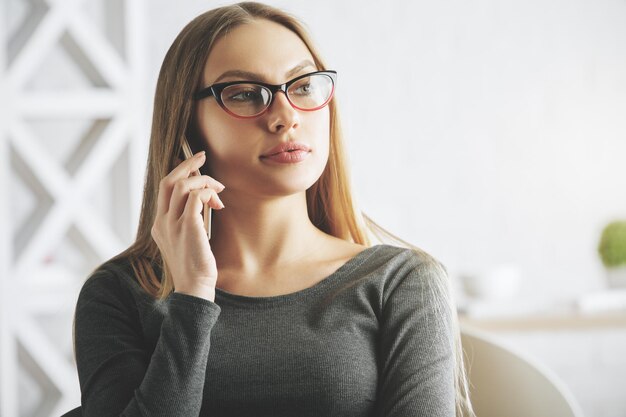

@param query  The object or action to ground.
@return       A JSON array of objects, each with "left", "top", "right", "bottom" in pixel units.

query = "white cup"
[{"left": 461, "top": 264, "right": 522, "bottom": 300}]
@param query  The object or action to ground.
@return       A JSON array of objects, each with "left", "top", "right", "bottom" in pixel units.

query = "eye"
[
  {"left": 227, "top": 89, "right": 262, "bottom": 102},
  {"left": 291, "top": 81, "right": 316, "bottom": 96}
]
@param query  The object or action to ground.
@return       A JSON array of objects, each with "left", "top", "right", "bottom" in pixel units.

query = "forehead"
[{"left": 203, "top": 19, "right": 316, "bottom": 85}]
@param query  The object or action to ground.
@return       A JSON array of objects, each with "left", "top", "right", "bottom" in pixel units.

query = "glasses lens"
[
  {"left": 221, "top": 84, "right": 272, "bottom": 117},
  {"left": 287, "top": 73, "right": 334, "bottom": 110}
]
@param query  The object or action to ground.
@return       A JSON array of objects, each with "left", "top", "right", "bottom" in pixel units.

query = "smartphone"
[{"left": 180, "top": 137, "right": 212, "bottom": 240}]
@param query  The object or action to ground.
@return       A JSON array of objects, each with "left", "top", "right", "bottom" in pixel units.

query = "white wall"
[{"left": 149, "top": 0, "right": 626, "bottom": 300}]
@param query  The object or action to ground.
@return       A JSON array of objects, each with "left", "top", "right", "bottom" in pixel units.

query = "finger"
[
  {"left": 169, "top": 175, "right": 225, "bottom": 219},
  {"left": 157, "top": 151, "right": 206, "bottom": 216},
  {"left": 181, "top": 188, "right": 224, "bottom": 223},
  {"left": 202, "top": 175, "right": 226, "bottom": 190}
]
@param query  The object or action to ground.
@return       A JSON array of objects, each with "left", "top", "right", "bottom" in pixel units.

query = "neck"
[{"left": 208, "top": 188, "right": 329, "bottom": 275}]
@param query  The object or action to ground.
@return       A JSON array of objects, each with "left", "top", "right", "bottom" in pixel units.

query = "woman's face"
[{"left": 195, "top": 19, "right": 331, "bottom": 199}]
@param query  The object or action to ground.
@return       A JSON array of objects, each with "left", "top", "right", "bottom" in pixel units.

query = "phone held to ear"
[{"left": 180, "top": 137, "right": 212, "bottom": 240}]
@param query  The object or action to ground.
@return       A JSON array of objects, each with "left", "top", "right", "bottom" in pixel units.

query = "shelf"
[{"left": 459, "top": 311, "right": 626, "bottom": 331}]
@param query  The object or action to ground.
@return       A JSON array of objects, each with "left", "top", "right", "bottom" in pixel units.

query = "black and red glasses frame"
[{"left": 192, "top": 70, "right": 337, "bottom": 119}]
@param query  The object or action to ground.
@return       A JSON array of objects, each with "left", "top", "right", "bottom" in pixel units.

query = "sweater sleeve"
[
  {"left": 375, "top": 257, "right": 456, "bottom": 417},
  {"left": 74, "top": 270, "right": 221, "bottom": 417}
]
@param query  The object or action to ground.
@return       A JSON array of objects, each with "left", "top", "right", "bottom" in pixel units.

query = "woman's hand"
[{"left": 151, "top": 151, "right": 225, "bottom": 301}]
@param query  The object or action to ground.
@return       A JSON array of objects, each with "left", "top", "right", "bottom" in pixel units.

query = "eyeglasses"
[{"left": 192, "top": 70, "right": 337, "bottom": 119}]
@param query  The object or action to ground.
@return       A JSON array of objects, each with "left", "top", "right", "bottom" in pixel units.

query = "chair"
[
  {"left": 461, "top": 326, "right": 585, "bottom": 417},
  {"left": 60, "top": 406, "right": 81, "bottom": 417}
]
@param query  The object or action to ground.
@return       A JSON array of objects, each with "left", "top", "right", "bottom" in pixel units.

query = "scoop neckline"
[{"left": 214, "top": 244, "right": 383, "bottom": 307}]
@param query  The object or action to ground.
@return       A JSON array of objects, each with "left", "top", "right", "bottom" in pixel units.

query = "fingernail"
[{"left": 196, "top": 151, "right": 206, "bottom": 158}]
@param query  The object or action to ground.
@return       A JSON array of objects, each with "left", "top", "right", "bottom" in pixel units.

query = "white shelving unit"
[{"left": 1, "top": 0, "right": 146, "bottom": 415}]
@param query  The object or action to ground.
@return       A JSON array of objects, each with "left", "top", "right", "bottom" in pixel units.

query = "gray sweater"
[{"left": 74, "top": 243, "right": 455, "bottom": 417}]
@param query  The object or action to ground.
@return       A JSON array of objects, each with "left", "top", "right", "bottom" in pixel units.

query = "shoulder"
[
  {"left": 369, "top": 243, "right": 448, "bottom": 280},
  {"left": 76, "top": 256, "right": 150, "bottom": 312},
  {"left": 371, "top": 244, "right": 450, "bottom": 306},
  {"left": 374, "top": 245, "right": 455, "bottom": 345}
]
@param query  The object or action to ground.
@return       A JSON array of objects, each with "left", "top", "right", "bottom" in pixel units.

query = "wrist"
[{"left": 175, "top": 285, "right": 216, "bottom": 302}]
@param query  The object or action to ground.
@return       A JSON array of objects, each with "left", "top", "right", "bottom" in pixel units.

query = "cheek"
[
  {"left": 308, "top": 109, "right": 331, "bottom": 154},
  {"left": 197, "top": 108, "right": 252, "bottom": 159}
]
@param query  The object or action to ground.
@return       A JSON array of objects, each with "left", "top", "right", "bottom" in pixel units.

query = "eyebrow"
[{"left": 211, "top": 59, "right": 317, "bottom": 84}]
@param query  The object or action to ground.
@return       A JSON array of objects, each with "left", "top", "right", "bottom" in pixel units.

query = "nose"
[{"left": 265, "top": 90, "right": 299, "bottom": 133}]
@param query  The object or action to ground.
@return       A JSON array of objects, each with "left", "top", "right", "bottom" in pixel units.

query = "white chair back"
[{"left": 461, "top": 326, "right": 585, "bottom": 417}]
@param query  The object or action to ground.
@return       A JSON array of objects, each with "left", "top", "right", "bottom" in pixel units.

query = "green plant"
[{"left": 598, "top": 220, "right": 626, "bottom": 268}]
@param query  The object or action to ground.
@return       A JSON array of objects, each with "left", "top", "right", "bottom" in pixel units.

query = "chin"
[{"left": 271, "top": 167, "right": 325, "bottom": 194}]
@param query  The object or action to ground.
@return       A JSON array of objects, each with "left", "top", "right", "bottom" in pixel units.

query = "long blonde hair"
[{"left": 99, "top": 2, "right": 474, "bottom": 415}]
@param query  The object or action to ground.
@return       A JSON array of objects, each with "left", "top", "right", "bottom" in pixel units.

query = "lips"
[{"left": 261, "top": 141, "right": 311, "bottom": 158}]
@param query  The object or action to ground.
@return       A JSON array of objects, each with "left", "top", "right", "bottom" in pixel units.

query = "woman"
[{"left": 73, "top": 2, "right": 474, "bottom": 416}]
